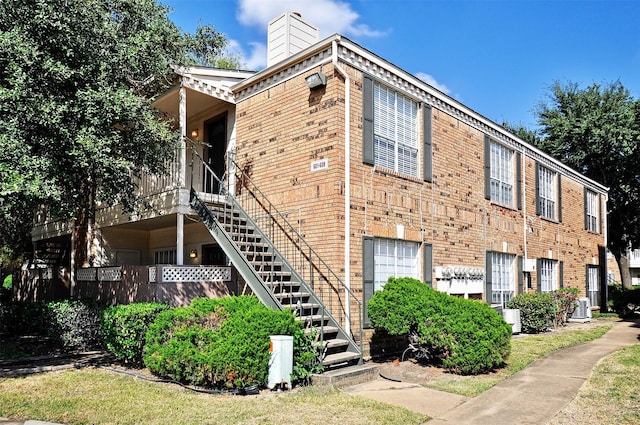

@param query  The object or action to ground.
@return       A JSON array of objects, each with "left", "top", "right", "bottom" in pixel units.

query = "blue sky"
[{"left": 164, "top": 0, "right": 640, "bottom": 128}]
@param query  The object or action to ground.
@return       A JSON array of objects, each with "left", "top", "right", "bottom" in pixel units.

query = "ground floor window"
[
  {"left": 373, "top": 238, "right": 420, "bottom": 291},
  {"left": 587, "top": 265, "right": 600, "bottom": 307},
  {"left": 539, "top": 259, "right": 558, "bottom": 292},
  {"left": 491, "top": 252, "right": 515, "bottom": 308},
  {"left": 154, "top": 249, "right": 176, "bottom": 264}
]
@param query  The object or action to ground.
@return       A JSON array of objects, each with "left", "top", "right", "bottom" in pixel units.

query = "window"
[
  {"left": 491, "top": 252, "right": 516, "bottom": 308},
  {"left": 373, "top": 238, "right": 420, "bottom": 291},
  {"left": 372, "top": 83, "right": 419, "bottom": 177},
  {"left": 537, "top": 165, "right": 558, "bottom": 220},
  {"left": 585, "top": 189, "right": 599, "bottom": 232},
  {"left": 154, "top": 249, "right": 176, "bottom": 264},
  {"left": 587, "top": 265, "right": 600, "bottom": 307},
  {"left": 489, "top": 141, "right": 514, "bottom": 206},
  {"left": 538, "top": 259, "right": 558, "bottom": 292}
]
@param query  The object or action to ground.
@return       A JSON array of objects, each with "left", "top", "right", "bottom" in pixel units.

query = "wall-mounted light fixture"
[
  {"left": 305, "top": 72, "right": 327, "bottom": 89},
  {"left": 189, "top": 249, "right": 198, "bottom": 259},
  {"left": 190, "top": 129, "right": 199, "bottom": 139}
]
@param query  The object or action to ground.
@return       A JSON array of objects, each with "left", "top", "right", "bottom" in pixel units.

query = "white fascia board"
[{"left": 230, "top": 34, "right": 609, "bottom": 195}]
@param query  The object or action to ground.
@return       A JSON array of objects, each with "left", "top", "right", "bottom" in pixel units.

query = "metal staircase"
[{"left": 189, "top": 146, "right": 362, "bottom": 370}]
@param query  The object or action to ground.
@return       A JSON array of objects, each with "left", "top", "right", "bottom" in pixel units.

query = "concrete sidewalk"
[{"left": 345, "top": 319, "right": 639, "bottom": 424}]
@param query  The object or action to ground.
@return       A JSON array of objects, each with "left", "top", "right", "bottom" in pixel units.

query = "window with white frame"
[
  {"left": 539, "top": 259, "right": 558, "bottom": 292},
  {"left": 489, "top": 141, "right": 514, "bottom": 206},
  {"left": 586, "top": 190, "right": 599, "bottom": 232},
  {"left": 154, "top": 249, "right": 176, "bottom": 264},
  {"left": 538, "top": 166, "right": 557, "bottom": 220},
  {"left": 373, "top": 82, "right": 419, "bottom": 177},
  {"left": 587, "top": 265, "right": 600, "bottom": 307},
  {"left": 373, "top": 238, "right": 420, "bottom": 291},
  {"left": 491, "top": 252, "right": 516, "bottom": 308}
]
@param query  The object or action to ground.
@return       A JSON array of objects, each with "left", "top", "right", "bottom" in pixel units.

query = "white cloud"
[
  {"left": 415, "top": 72, "right": 451, "bottom": 95},
  {"left": 237, "top": 0, "right": 387, "bottom": 38},
  {"left": 243, "top": 42, "right": 267, "bottom": 70}
]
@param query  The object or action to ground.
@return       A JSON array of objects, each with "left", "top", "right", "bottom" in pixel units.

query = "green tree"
[
  {"left": 534, "top": 81, "right": 640, "bottom": 289},
  {"left": 0, "top": 0, "right": 233, "bottom": 267}
]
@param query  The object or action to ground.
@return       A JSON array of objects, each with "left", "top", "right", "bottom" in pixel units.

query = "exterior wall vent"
[{"left": 267, "top": 11, "right": 319, "bottom": 67}]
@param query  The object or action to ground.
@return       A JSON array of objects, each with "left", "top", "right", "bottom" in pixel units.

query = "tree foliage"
[
  {"left": 532, "top": 81, "right": 640, "bottom": 288},
  {"left": 0, "top": 0, "right": 233, "bottom": 265}
]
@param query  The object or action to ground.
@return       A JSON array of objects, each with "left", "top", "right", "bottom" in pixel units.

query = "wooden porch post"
[{"left": 176, "top": 83, "right": 187, "bottom": 265}]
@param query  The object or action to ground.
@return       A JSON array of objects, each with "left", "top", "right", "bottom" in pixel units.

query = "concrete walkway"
[{"left": 345, "top": 319, "right": 640, "bottom": 424}]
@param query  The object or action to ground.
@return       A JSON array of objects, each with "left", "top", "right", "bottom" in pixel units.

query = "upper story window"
[
  {"left": 372, "top": 83, "right": 419, "bottom": 177},
  {"left": 484, "top": 136, "right": 522, "bottom": 209},
  {"left": 489, "top": 141, "right": 514, "bottom": 206},
  {"left": 585, "top": 189, "right": 599, "bottom": 233},
  {"left": 537, "top": 165, "right": 560, "bottom": 221},
  {"left": 363, "top": 74, "right": 432, "bottom": 181}
]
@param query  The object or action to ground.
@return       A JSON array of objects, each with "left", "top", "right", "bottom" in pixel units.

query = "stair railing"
[{"left": 188, "top": 141, "right": 363, "bottom": 356}]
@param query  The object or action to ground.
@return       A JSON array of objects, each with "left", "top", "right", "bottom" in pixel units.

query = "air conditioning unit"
[{"left": 569, "top": 297, "right": 592, "bottom": 322}]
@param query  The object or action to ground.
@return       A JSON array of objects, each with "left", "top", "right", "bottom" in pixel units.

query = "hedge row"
[
  {"left": 0, "top": 299, "right": 103, "bottom": 351},
  {"left": 506, "top": 287, "right": 579, "bottom": 333},
  {"left": 2, "top": 296, "right": 322, "bottom": 389}
]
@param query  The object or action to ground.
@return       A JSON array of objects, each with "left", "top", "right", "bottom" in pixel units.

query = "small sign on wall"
[{"left": 311, "top": 158, "right": 328, "bottom": 172}]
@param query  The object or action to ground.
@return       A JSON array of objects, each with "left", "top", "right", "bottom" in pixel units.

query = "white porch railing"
[
  {"left": 132, "top": 148, "right": 182, "bottom": 197},
  {"left": 76, "top": 265, "right": 231, "bottom": 283}
]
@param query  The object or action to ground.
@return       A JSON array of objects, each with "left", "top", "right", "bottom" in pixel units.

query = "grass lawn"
[
  {"left": 0, "top": 368, "right": 426, "bottom": 425},
  {"left": 0, "top": 320, "right": 635, "bottom": 425},
  {"left": 548, "top": 344, "right": 640, "bottom": 424}
]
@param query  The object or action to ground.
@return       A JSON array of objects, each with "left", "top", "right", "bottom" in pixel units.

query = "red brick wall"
[{"left": 235, "top": 62, "right": 607, "bottom": 335}]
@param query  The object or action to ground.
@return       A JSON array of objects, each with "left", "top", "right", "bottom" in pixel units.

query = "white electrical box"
[
  {"left": 523, "top": 259, "right": 537, "bottom": 272},
  {"left": 268, "top": 335, "right": 293, "bottom": 390}
]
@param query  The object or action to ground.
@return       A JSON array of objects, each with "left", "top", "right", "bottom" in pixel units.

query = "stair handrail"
[
  {"left": 188, "top": 141, "right": 362, "bottom": 356},
  {"left": 228, "top": 157, "right": 363, "bottom": 353}
]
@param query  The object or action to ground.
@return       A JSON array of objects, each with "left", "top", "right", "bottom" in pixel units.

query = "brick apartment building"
[{"left": 27, "top": 12, "right": 608, "bottom": 361}]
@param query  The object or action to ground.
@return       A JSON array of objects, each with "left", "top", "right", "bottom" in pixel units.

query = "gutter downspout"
[
  {"left": 603, "top": 193, "right": 609, "bottom": 309},
  {"left": 521, "top": 146, "right": 528, "bottom": 293},
  {"left": 332, "top": 39, "right": 351, "bottom": 335}
]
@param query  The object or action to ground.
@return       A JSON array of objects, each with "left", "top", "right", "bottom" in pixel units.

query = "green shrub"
[
  {"left": 607, "top": 284, "right": 640, "bottom": 317},
  {"left": 507, "top": 292, "right": 555, "bottom": 333},
  {"left": 46, "top": 299, "right": 104, "bottom": 350},
  {"left": 0, "top": 301, "right": 48, "bottom": 336},
  {"left": 418, "top": 297, "right": 512, "bottom": 375},
  {"left": 102, "top": 302, "right": 169, "bottom": 366},
  {"left": 552, "top": 287, "right": 579, "bottom": 326},
  {"left": 368, "top": 277, "right": 451, "bottom": 335},
  {"left": 144, "top": 296, "right": 318, "bottom": 389},
  {"left": 368, "top": 277, "right": 511, "bottom": 375}
]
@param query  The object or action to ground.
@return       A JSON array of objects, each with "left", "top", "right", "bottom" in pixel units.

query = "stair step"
[
  {"left": 324, "top": 338, "right": 350, "bottom": 349},
  {"left": 322, "top": 351, "right": 362, "bottom": 367},
  {"left": 295, "top": 314, "right": 328, "bottom": 325},
  {"left": 292, "top": 302, "right": 321, "bottom": 312},
  {"left": 257, "top": 271, "right": 291, "bottom": 278},
  {"left": 273, "top": 291, "right": 310, "bottom": 299},
  {"left": 304, "top": 326, "right": 339, "bottom": 338},
  {"left": 312, "top": 364, "right": 378, "bottom": 388}
]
